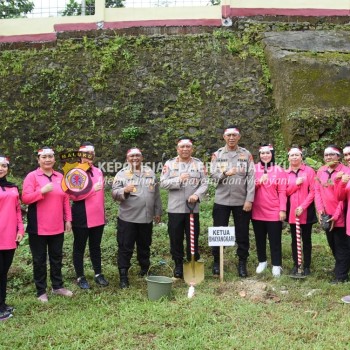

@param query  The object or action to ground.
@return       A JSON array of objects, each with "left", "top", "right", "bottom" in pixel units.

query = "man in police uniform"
[
  {"left": 210, "top": 126, "right": 255, "bottom": 277},
  {"left": 160, "top": 137, "right": 208, "bottom": 278},
  {"left": 112, "top": 148, "right": 162, "bottom": 288}
]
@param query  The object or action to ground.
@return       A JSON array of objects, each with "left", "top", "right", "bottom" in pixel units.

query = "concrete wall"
[{"left": 0, "top": 0, "right": 349, "bottom": 42}]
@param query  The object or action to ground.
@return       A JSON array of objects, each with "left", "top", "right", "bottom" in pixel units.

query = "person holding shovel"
[
  {"left": 112, "top": 148, "right": 162, "bottom": 289},
  {"left": 314, "top": 145, "right": 350, "bottom": 283},
  {"left": 160, "top": 137, "right": 208, "bottom": 279},
  {"left": 286, "top": 147, "right": 317, "bottom": 276},
  {"left": 210, "top": 126, "right": 255, "bottom": 277}
]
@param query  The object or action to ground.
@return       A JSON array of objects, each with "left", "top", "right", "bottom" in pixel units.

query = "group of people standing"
[
  {"left": 2, "top": 128, "right": 350, "bottom": 321},
  {"left": 0, "top": 143, "right": 109, "bottom": 321}
]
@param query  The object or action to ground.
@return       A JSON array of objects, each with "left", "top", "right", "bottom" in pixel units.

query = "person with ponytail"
[
  {"left": 251, "top": 144, "right": 287, "bottom": 277},
  {"left": 0, "top": 155, "right": 24, "bottom": 321}
]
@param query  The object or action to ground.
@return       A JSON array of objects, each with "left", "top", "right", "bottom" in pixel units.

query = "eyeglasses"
[{"left": 324, "top": 153, "right": 337, "bottom": 156}]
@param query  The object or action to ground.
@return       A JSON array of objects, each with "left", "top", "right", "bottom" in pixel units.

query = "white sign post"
[{"left": 208, "top": 227, "right": 235, "bottom": 282}]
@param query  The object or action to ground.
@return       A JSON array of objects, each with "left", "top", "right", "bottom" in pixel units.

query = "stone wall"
[
  {"left": 1, "top": 23, "right": 350, "bottom": 176},
  {"left": 0, "top": 30, "right": 272, "bottom": 175}
]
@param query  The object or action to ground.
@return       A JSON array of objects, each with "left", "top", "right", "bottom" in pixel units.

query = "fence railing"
[{"left": 0, "top": 0, "right": 349, "bottom": 43}]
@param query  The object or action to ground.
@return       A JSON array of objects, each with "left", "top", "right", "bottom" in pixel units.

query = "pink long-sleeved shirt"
[
  {"left": 286, "top": 164, "right": 316, "bottom": 224},
  {"left": 0, "top": 186, "right": 25, "bottom": 249},
  {"left": 69, "top": 165, "right": 106, "bottom": 228},
  {"left": 335, "top": 166, "right": 350, "bottom": 235},
  {"left": 252, "top": 163, "right": 287, "bottom": 221},
  {"left": 314, "top": 163, "right": 348, "bottom": 227},
  {"left": 22, "top": 168, "right": 72, "bottom": 235}
]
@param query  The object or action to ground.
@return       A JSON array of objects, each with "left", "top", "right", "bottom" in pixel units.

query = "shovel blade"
[{"left": 183, "top": 261, "right": 204, "bottom": 285}]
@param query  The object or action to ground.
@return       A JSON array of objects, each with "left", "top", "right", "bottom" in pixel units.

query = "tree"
[
  {"left": 0, "top": 0, "right": 34, "bottom": 19},
  {"left": 61, "top": 0, "right": 124, "bottom": 16}
]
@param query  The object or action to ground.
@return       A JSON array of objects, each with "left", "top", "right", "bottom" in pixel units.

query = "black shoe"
[
  {"left": 212, "top": 262, "right": 220, "bottom": 277},
  {"left": 174, "top": 260, "right": 183, "bottom": 279},
  {"left": 174, "top": 266, "right": 183, "bottom": 279},
  {"left": 303, "top": 268, "right": 311, "bottom": 276},
  {"left": 238, "top": 261, "right": 248, "bottom": 278},
  {"left": 119, "top": 268, "right": 130, "bottom": 289},
  {"left": 290, "top": 266, "right": 298, "bottom": 275},
  {"left": 139, "top": 266, "right": 150, "bottom": 277},
  {"left": 77, "top": 276, "right": 90, "bottom": 289},
  {"left": 0, "top": 310, "right": 12, "bottom": 321},
  {"left": 94, "top": 274, "right": 109, "bottom": 287},
  {"left": 4, "top": 304, "right": 14, "bottom": 313},
  {"left": 330, "top": 278, "right": 349, "bottom": 285}
]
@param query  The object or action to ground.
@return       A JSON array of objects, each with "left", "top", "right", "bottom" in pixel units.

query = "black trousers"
[
  {"left": 72, "top": 225, "right": 104, "bottom": 278},
  {"left": 29, "top": 233, "right": 64, "bottom": 297},
  {"left": 117, "top": 218, "right": 153, "bottom": 270},
  {"left": 252, "top": 220, "right": 282, "bottom": 266},
  {"left": 290, "top": 223, "right": 313, "bottom": 268},
  {"left": 168, "top": 213, "right": 200, "bottom": 262},
  {"left": 0, "top": 249, "right": 15, "bottom": 311},
  {"left": 325, "top": 227, "right": 350, "bottom": 280},
  {"left": 212, "top": 203, "right": 251, "bottom": 262}
]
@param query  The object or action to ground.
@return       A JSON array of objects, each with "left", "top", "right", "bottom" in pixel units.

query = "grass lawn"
[{"left": 1, "top": 187, "right": 350, "bottom": 349}]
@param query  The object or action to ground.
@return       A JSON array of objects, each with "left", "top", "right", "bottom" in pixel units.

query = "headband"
[
  {"left": 127, "top": 148, "right": 142, "bottom": 156},
  {"left": 177, "top": 139, "right": 193, "bottom": 146},
  {"left": 343, "top": 147, "right": 350, "bottom": 154},
  {"left": 324, "top": 147, "right": 340, "bottom": 155},
  {"left": 38, "top": 148, "right": 54, "bottom": 156},
  {"left": 224, "top": 128, "right": 240, "bottom": 135},
  {"left": 79, "top": 145, "right": 95, "bottom": 153},
  {"left": 288, "top": 147, "right": 303, "bottom": 156},
  {"left": 259, "top": 145, "right": 274, "bottom": 153},
  {"left": 0, "top": 156, "right": 9, "bottom": 164}
]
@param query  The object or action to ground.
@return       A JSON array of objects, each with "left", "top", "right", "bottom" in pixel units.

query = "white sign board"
[{"left": 208, "top": 227, "right": 235, "bottom": 247}]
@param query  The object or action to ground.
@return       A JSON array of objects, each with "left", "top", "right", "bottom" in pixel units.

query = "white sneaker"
[
  {"left": 272, "top": 266, "right": 282, "bottom": 277},
  {"left": 256, "top": 261, "right": 268, "bottom": 274}
]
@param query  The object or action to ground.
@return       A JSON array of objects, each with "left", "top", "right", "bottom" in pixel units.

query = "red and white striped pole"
[
  {"left": 190, "top": 212, "right": 195, "bottom": 256},
  {"left": 295, "top": 216, "right": 302, "bottom": 271}
]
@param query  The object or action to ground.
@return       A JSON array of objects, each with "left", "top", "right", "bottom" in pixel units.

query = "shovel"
[{"left": 183, "top": 201, "right": 204, "bottom": 285}]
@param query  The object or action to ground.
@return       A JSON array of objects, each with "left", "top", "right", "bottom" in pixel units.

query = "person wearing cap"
[
  {"left": 210, "top": 126, "right": 255, "bottom": 277},
  {"left": 315, "top": 145, "right": 350, "bottom": 283},
  {"left": 252, "top": 144, "right": 287, "bottom": 277},
  {"left": 22, "top": 147, "right": 73, "bottom": 302},
  {"left": 69, "top": 142, "right": 109, "bottom": 290},
  {"left": 0, "top": 155, "right": 24, "bottom": 321},
  {"left": 286, "top": 147, "right": 317, "bottom": 276},
  {"left": 160, "top": 137, "right": 208, "bottom": 279},
  {"left": 112, "top": 148, "right": 162, "bottom": 288}
]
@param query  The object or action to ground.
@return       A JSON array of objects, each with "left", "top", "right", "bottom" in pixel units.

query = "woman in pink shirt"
[
  {"left": 70, "top": 142, "right": 108, "bottom": 290},
  {"left": 314, "top": 145, "right": 350, "bottom": 283},
  {"left": 22, "top": 147, "right": 73, "bottom": 302},
  {"left": 0, "top": 156, "right": 24, "bottom": 321},
  {"left": 252, "top": 144, "right": 287, "bottom": 277},
  {"left": 286, "top": 147, "right": 317, "bottom": 276}
]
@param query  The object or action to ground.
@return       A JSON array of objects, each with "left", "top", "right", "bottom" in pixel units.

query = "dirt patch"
[{"left": 216, "top": 279, "right": 280, "bottom": 303}]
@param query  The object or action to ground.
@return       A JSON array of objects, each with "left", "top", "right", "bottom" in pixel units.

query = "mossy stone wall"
[{"left": 0, "top": 31, "right": 272, "bottom": 175}]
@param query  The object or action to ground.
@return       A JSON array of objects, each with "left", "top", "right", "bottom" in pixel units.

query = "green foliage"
[
  {"left": 0, "top": 0, "right": 34, "bottom": 19},
  {"left": 121, "top": 126, "right": 143, "bottom": 141},
  {"left": 2, "top": 186, "right": 350, "bottom": 349},
  {"left": 61, "top": 0, "right": 124, "bottom": 16}
]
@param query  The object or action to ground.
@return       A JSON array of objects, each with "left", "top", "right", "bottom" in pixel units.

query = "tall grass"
[{"left": 1, "top": 186, "right": 350, "bottom": 349}]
